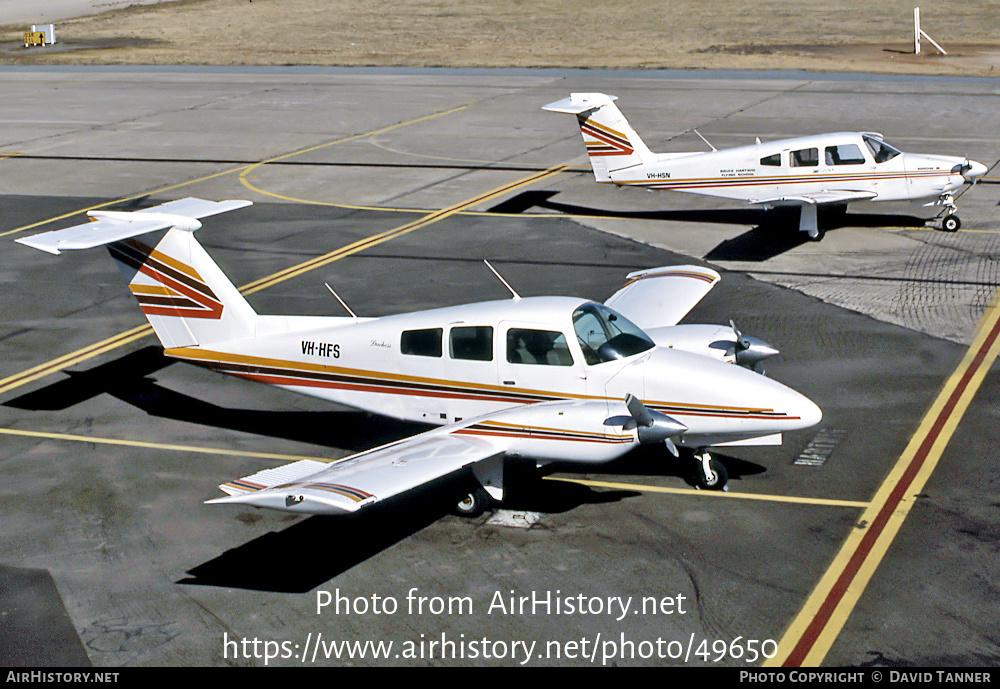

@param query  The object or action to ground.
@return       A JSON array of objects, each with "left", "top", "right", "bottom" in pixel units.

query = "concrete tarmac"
[{"left": 0, "top": 66, "right": 998, "bottom": 667}]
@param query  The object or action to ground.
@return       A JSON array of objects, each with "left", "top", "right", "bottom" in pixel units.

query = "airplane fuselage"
[
  {"left": 165, "top": 296, "right": 821, "bottom": 462},
  {"left": 608, "top": 132, "right": 970, "bottom": 206}
]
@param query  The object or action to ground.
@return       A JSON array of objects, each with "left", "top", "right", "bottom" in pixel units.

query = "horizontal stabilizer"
[
  {"left": 541, "top": 93, "right": 618, "bottom": 115},
  {"left": 16, "top": 198, "right": 252, "bottom": 254}
]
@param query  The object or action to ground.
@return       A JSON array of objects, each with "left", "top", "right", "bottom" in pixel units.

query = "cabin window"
[
  {"left": 863, "top": 135, "right": 901, "bottom": 163},
  {"left": 506, "top": 329, "right": 574, "bottom": 366},
  {"left": 791, "top": 148, "right": 818, "bottom": 167},
  {"left": 760, "top": 153, "right": 781, "bottom": 167},
  {"left": 572, "top": 303, "right": 654, "bottom": 365},
  {"left": 450, "top": 326, "right": 493, "bottom": 361},
  {"left": 400, "top": 328, "right": 442, "bottom": 357},
  {"left": 825, "top": 144, "right": 866, "bottom": 166}
]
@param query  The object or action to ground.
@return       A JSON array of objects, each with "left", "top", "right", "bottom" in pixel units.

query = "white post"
[{"left": 913, "top": 7, "right": 947, "bottom": 56}]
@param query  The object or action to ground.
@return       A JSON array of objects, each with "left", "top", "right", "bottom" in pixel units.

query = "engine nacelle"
[{"left": 645, "top": 324, "right": 779, "bottom": 371}]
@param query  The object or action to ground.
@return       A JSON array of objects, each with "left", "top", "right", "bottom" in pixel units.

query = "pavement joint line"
[
  {"left": 544, "top": 477, "right": 870, "bottom": 509},
  {"left": 0, "top": 166, "right": 252, "bottom": 239},
  {"left": 238, "top": 165, "right": 567, "bottom": 294},
  {"left": 0, "top": 103, "right": 470, "bottom": 241},
  {"left": 764, "top": 283, "right": 1000, "bottom": 667},
  {"left": 237, "top": 103, "right": 470, "bottom": 187}
]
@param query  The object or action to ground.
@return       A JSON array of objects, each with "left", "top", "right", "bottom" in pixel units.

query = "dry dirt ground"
[{"left": 1, "top": 0, "right": 999, "bottom": 75}]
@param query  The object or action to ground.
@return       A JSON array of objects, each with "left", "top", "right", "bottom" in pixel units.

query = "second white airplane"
[
  {"left": 17, "top": 199, "right": 821, "bottom": 515},
  {"left": 544, "top": 92, "right": 987, "bottom": 238}
]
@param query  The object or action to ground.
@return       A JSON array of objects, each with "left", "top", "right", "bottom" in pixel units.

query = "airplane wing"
[
  {"left": 604, "top": 265, "right": 721, "bottom": 330},
  {"left": 207, "top": 428, "right": 503, "bottom": 515},
  {"left": 752, "top": 190, "right": 877, "bottom": 207},
  {"left": 206, "top": 398, "right": 630, "bottom": 516}
]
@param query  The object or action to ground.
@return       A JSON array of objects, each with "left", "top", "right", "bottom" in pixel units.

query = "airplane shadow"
[
  {"left": 178, "top": 484, "right": 456, "bottom": 592},
  {"left": 490, "top": 190, "right": 930, "bottom": 262},
  {"left": 179, "top": 475, "right": 641, "bottom": 592},
  {"left": 544, "top": 444, "right": 766, "bottom": 488},
  {"left": 8, "top": 347, "right": 651, "bottom": 590},
  {"left": 5, "top": 346, "right": 426, "bottom": 452}
]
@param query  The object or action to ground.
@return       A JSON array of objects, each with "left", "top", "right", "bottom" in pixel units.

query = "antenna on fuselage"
[
  {"left": 691, "top": 129, "right": 717, "bottom": 152},
  {"left": 324, "top": 283, "right": 359, "bottom": 321},
  {"left": 483, "top": 260, "right": 521, "bottom": 301}
]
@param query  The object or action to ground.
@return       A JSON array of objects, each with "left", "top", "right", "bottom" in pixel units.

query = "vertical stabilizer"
[
  {"left": 16, "top": 197, "right": 256, "bottom": 349},
  {"left": 543, "top": 93, "right": 655, "bottom": 181},
  {"left": 110, "top": 229, "right": 257, "bottom": 348}
]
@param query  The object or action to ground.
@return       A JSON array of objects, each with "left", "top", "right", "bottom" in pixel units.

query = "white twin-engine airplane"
[
  {"left": 543, "top": 93, "right": 987, "bottom": 237},
  {"left": 17, "top": 198, "right": 821, "bottom": 516}
]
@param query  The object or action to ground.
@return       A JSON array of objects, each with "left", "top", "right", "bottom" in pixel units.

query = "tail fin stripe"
[
  {"left": 110, "top": 241, "right": 225, "bottom": 320},
  {"left": 129, "top": 289, "right": 223, "bottom": 320},
  {"left": 111, "top": 240, "right": 221, "bottom": 302},
  {"left": 580, "top": 119, "right": 633, "bottom": 148},
  {"left": 120, "top": 239, "right": 219, "bottom": 299},
  {"left": 579, "top": 121, "right": 634, "bottom": 156}
]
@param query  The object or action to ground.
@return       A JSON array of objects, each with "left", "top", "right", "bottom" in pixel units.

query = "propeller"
[
  {"left": 726, "top": 320, "right": 779, "bottom": 371},
  {"left": 624, "top": 394, "right": 687, "bottom": 457},
  {"left": 954, "top": 156, "right": 983, "bottom": 185},
  {"left": 729, "top": 319, "right": 751, "bottom": 356}
]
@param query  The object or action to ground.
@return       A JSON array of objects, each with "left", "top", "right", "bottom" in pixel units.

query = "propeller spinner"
[
  {"left": 727, "top": 320, "right": 780, "bottom": 371},
  {"left": 624, "top": 394, "right": 687, "bottom": 457}
]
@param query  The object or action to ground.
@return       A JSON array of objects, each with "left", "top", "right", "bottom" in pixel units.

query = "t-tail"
[
  {"left": 16, "top": 198, "right": 257, "bottom": 349},
  {"left": 542, "top": 92, "right": 655, "bottom": 182}
]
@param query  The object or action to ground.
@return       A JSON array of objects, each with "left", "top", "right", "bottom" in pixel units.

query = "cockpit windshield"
[
  {"left": 862, "top": 135, "right": 901, "bottom": 164},
  {"left": 573, "top": 302, "right": 655, "bottom": 365}
]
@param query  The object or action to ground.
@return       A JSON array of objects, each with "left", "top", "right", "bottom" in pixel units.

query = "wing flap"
[
  {"left": 753, "top": 190, "right": 877, "bottom": 207},
  {"left": 604, "top": 265, "right": 721, "bottom": 330},
  {"left": 207, "top": 432, "right": 503, "bottom": 515}
]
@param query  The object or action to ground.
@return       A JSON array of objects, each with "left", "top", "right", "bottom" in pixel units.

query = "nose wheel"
[
  {"left": 937, "top": 194, "right": 961, "bottom": 232},
  {"left": 941, "top": 214, "right": 961, "bottom": 232},
  {"left": 693, "top": 450, "right": 728, "bottom": 491}
]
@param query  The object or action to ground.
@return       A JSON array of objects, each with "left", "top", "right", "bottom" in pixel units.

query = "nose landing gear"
[
  {"left": 937, "top": 194, "right": 961, "bottom": 232},
  {"left": 693, "top": 449, "right": 729, "bottom": 491}
]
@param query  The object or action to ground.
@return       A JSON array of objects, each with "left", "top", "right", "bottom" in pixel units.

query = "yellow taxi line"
[
  {"left": 544, "top": 476, "right": 870, "bottom": 509},
  {"left": 0, "top": 105, "right": 469, "bottom": 241},
  {"left": 0, "top": 105, "right": 473, "bottom": 393},
  {"left": 764, "top": 285, "right": 1000, "bottom": 667},
  {"left": 3, "top": 424, "right": 868, "bottom": 510},
  {"left": 0, "top": 168, "right": 564, "bottom": 396},
  {"left": 0, "top": 427, "right": 333, "bottom": 464}
]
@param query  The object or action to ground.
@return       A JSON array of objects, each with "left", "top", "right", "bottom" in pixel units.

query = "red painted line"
[{"left": 782, "top": 310, "right": 1000, "bottom": 666}]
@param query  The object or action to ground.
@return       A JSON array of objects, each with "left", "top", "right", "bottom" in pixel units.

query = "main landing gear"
[
  {"left": 452, "top": 455, "right": 503, "bottom": 518},
  {"left": 454, "top": 486, "right": 492, "bottom": 518}
]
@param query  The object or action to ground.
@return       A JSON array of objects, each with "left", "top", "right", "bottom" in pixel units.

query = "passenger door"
[{"left": 497, "top": 322, "right": 588, "bottom": 401}]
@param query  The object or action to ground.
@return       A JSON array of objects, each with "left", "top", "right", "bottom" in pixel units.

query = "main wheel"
[
  {"left": 453, "top": 486, "right": 491, "bottom": 518},
  {"left": 942, "top": 214, "right": 961, "bottom": 232},
  {"left": 695, "top": 458, "right": 729, "bottom": 491}
]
